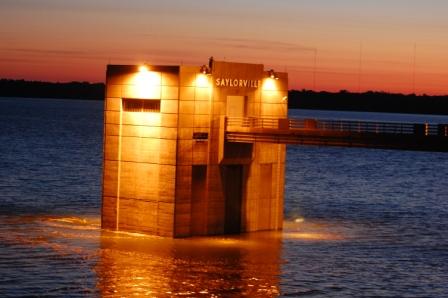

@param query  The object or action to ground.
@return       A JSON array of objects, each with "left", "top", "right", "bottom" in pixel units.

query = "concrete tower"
[{"left": 102, "top": 59, "right": 288, "bottom": 237}]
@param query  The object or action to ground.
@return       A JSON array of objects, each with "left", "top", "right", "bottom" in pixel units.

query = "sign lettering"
[{"left": 215, "top": 78, "right": 261, "bottom": 88}]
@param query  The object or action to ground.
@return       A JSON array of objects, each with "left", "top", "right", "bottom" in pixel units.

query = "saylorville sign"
[{"left": 215, "top": 78, "right": 261, "bottom": 88}]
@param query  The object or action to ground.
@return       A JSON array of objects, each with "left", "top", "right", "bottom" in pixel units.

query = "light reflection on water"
[{"left": 0, "top": 214, "right": 348, "bottom": 297}]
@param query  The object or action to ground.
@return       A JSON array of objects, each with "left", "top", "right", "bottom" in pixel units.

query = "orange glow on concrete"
[
  {"left": 124, "top": 110, "right": 161, "bottom": 127},
  {"left": 131, "top": 70, "right": 161, "bottom": 99},
  {"left": 195, "top": 73, "right": 210, "bottom": 88},
  {"left": 262, "top": 78, "right": 277, "bottom": 91},
  {"left": 138, "top": 65, "right": 149, "bottom": 73}
]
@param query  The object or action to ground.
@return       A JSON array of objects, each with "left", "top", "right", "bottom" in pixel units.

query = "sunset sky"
[{"left": 1, "top": 0, "right": 448, "bottom": 94}]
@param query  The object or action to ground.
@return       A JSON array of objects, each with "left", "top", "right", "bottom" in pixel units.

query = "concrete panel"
[
  {"left": 157, "top": 202, "right": 175, "bottom": 235},
  {"left": 161, "top": 113, "right": 178, "bottom": 128},
  {"left": 175, "top": 203, "right": 191, "bottom": 215},
  {"left": 180, "top": 72, "right": 197, "bottom": 87},
  {"left": 246, "top": 103, "right": 260, "bottom": 117},
  {"left": 256, "top": 143, "right": 278, "bottom": 163},
  {"left": 159, "top": 139, "right": 177, "bottom": 165},
  {"left": 161, "top": 99, "right": 178, "bottom": 114},
  {"left": 193, "top": 150, "right": 208, "bottom": 165},
  {"left": 179, "top": 101, "right": 195, "bottom": 114},
  {"left": 120, "top": 136, "right": 160, "bottom": 163},
  {"left": 159, "top": 164, "right": 176, "bottom": 181},
  {"left": 194, "top": 114, "right": 210, "bottom": 128},
  {"left": 174, "top": 213, "right": 192, "bottom": 237},
  {"left": 175, "top": 187, "right": 192, "bottom": 204},
  {"left": 176, "top": 173, "right": 192, "bottom": 188},
  {"left": 177, "top": 140, "right": 193, "bottom": 164},
  {"left": 158, "top": 181, "right": 176, "bottom": 202},
  {"left": 104, "top": 135, "right": 119, "bottom": 161},
  {"left": 122, "top": 112, "right": 162, "bottom": 127},
  {"left": 261, "top": 90, "right": 282, "bottom": 104},
  {"left": 119, "top": 198, "right": 158, "bottom": 233},
  {"left": 118, "top": 162, "right": 159, "bottom": 199},
  {"left": 179, "top": 114, "right": 194, "bottom": 128},
  {"left": 103, "top": 160, "right": 118, "bottom": 197},
  {"left": 106, "top": 73, "right": 136, "bottom": 85},
  {"left": 180, "top": 66, "right": 199, "bottom": 73},
  {"left": 195, "top": 87, "right": 212, "bottom": 101},
  {"left": 105, "top": 111, "right": 120, "bottom": 125},
  {"left": 212, "top": 102, "right": 225, "bottom": 115},
  {"left": 102, "top": 196, "right": 117, "bottom": 229},
  {"left": 121, "top": 125, "right": 161, "bottom": 138},
  {"left": 162, "top": 86, "right": 179, "bottom": 100},
  {"left": 261, "top": 103, "right": 287, "bottom": 117},
  {"left": 106, "top": 97, "right": 121, "bottom": 111},
  {"left": 194, "top": 101, "right": 210, "bottom": 115},
  {"left": 206, "top": 205, "right": 225, "bottom": 235},
  {"left": 178, "top": 128, "right": 193, "bottom": 140},
  {"left": 179, "top": 87, "right": 195, "bottom": 101},
  {"left": 105, "top": 123, "right": 120, "bottom": 137},
  {"left": 160, "top": 127, "right": 178, "bottom": 140},
  {"left": 162, "top": 72, "right": 179, "bottom": 86},
  {"left": 106, "top": 85, "right": 122, "bottom": 98}
]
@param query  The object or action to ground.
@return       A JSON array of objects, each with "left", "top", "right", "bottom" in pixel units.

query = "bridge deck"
[{"left": 225, "top": 117, "right": 448, "bottom": 152}]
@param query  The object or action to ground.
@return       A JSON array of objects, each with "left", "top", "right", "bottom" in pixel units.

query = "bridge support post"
[{"left": 438, "top": 124, "right": 448, "bottom": 137}]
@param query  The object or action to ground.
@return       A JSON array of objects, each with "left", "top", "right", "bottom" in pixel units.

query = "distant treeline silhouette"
[
  {"left": 1, "top": 79, "right": 447, "bottom": 115},
  {"left": 0, "top": 79, "right": 104, "bottom": 100},
  {"left": 289, "top": 89, "right": 448, "bottom": 115}
]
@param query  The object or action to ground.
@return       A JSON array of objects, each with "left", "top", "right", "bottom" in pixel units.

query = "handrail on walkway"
[{"left": 225, "top": 117, "right": 448, "bottom": 137}]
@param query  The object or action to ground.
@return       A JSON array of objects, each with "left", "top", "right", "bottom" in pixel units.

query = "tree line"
[
  {"left": 1, "top": 79, "right": 447, "bottom": 115},
  {"left": 0, "top": 79, "right": 104, "bottom": 100},
  {"left": 288, "top": 89, "right": 448, "bottom": 115}
]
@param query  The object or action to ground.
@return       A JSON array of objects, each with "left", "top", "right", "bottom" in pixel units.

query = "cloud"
[
  {"left": 0, "top": 57, "right": 42, "bottom": 64},
  {"left": 205, "top": 37, "right": 317, "bottom": 53},
  {"left": 138, "top": 34, "right": 317, "bottom": 59},
  {"left": 2, "top": 48, "right": 121, "bottom": 61},
  {"left": 4, "top": 48, "right": 86, "bottom": 56}
]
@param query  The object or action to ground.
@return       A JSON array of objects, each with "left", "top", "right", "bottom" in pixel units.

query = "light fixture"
[
  {"left": 200, "top": 65, "right": 211, "bottom": 75},
  {"left": 139, "top": 64, "right": 149, "bottom": 73},
  {"left": 268, "top": 69, "right": 279, "bottom": 80}
]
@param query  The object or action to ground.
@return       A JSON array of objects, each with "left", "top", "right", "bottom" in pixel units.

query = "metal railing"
[{"left": 226, "top": 117, "right": 448, "bottom": 137}]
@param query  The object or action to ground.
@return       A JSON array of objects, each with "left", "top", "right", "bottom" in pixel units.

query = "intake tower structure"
[{"left": 102, "top": 59, "right": 288, "bottom": 237}]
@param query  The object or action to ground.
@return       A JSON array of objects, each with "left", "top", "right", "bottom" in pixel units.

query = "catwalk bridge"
[{"left": 225, "top": 117, "right": 448, "bottom": 152}]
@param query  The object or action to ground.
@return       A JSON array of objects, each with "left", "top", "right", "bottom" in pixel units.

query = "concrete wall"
[
  {"left": 174, "top": 66, "right": 213, "bottom": 236},
  {"left": 102, "top": 65, "right": 179, "bottom": 237}
]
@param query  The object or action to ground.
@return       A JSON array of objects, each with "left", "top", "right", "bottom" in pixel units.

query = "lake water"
[{"left": 0, "top": 97, "right": 447, "bottom": 297}]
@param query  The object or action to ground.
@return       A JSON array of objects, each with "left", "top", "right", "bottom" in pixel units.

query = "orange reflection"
[
  {"left": 95, "top": 231, "right": 282, "bottom": 297},
  {"left": 283, "top": 218, "right": 347, "bottom": 241}
]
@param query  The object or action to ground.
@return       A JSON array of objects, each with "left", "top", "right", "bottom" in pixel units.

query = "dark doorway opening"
[
  {"left": 222, "top": 165, "right": 243, "bottom": 234},
  {"left": 191, "top": 165, "right": 207, "bottom": 235}
]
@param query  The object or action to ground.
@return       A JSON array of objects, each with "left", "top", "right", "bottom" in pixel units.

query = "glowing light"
[
  {"left": 139, "top": 65, "right": 149, "bottom": 73},
  {"left": 294, "top": 217, "right": 304, "bottom": 223},
  {"left": 133, "top": 69, "right": 161, "bottom": 99},
  {"left": 262, "top": 78, "right": 277, "bottom": 91},
  {"left": 196, "top": 74, "right": 210, "bottom": 88},
  {"left": 283, "top": 232, "right": 343, "bottom": 241},
  {"left": 200, "top": 65, "right": 210, "bottom": 75}
]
